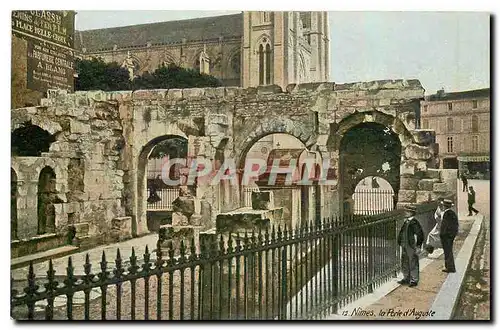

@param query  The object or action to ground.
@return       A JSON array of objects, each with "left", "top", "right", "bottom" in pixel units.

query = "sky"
[{"left": 75, "top": 11, "right": 490, "bottom": 95}]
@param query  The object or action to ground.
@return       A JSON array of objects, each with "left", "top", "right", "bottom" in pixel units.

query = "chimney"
[{"left": 436, "top": 88, "right": 445, "bottom": 98}]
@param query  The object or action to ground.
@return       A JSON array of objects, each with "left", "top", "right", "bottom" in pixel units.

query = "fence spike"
[
  {"left": 227, "top": 233, "right": 234, "bottom": 253},
  {"left": 128, "top": 247, "right": 139, "bottom": 274},
  {"left": 179, "top": 240, "right": 187, "bottom": 262},
  {"left": 168, "top": 241, "right": 175, "bottom": 264},
  {"left": 156, "top": 237, "right": 163, "bottom": 262},
  {"left": 219, "top": 234, "right": 225, "bottom": 255},
  {"left": 114, "top": 248, "right": 124, "bottom": 278},
  {"left": 271, "top": 225, "right": 276, "bottom": 243},
  {"left": 45, "top": 259, "right": 57, "bottom": 291},
  {"left": 200, "top": 236, "right": 209, "bottom": 259},
  {"left": 84, "top": 253, "right": 92, "bottom": 276},
  {"left": 143, "top": 245, "right": 152, "bottom": 272},
  {"left": 65, "top": 257, "right": 76, "bottom": 288},
  {"left": 189, "top": 236, "right": 197, "bottom": 261},
  {"left": 235, "top": 233, "right": 242, "bottom": 252},
  {"left": 264, "top": 227, "right": 270, "bottom": 244}
]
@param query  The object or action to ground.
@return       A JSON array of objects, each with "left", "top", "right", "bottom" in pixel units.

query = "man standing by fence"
[
  {"left": 440, "top": 199, "right": 459, "bottom": 273},
  {"left": 397, "top": 205, "right": 425, "bottom": 287}
]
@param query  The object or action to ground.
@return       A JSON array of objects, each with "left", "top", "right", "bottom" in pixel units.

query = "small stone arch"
[
  {"left": 11, "top": 121, "right": 57, "bottom": 157},
  {"left": 332, "top": 110, "right": 415, "bottom": 150},
  {"left": 235, "top": 118, "right": 316, "bottom": 169}
]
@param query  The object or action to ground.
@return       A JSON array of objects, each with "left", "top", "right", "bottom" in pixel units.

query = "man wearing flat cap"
[
  {"left": 440, "top": 199, "right": 459, "bottom": 273},
  {"left": 397, "top": 204, "right": 425, "bottom": 287}
]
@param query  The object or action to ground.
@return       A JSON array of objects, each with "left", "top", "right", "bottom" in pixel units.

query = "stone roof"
[
  {"left": 76, "top": 13, "right": 243, "bottom": 52},
  {"left": 426, "top": 88, "right": 490, "bottom": 102}
]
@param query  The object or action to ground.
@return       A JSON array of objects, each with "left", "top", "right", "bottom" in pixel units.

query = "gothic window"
[
  {"left": 447, "top": 137, "right": 454, "bottom": 153},
  {"left": 231, "top": 51, "right": 241, "bottom": 76},
  {"left": 262, "top": 12, "right": 271, "bottom": 23},
  {"left": 472, "top": 115, "right": 479, "bottom": 133},
  {"left": 472, "top": 136, "right": 479, "bottom": 152},
  {"left": 258, "top": 38, "right": 272, "bottom": 85}
]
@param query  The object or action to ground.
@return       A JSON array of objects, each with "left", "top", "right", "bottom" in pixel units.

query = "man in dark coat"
[
  {"left": 467, "top": 186, "right": 479, "bottom": 216},
  {"left": 440, "top": 199, "right": 459, "bottom": 273},
  {"left": 397, "top": 204, "right": 425, "bottom": 287},
  {"left": 461, "top": 173, "right": 468, "bottom": 192}
]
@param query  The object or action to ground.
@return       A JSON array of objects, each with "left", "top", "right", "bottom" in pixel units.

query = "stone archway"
[
  {"left": 136, "top": 134, "right": 188, "bottom": 235},
  {"left": 336, "top": 112, "right": 410, "bottom": 215}
]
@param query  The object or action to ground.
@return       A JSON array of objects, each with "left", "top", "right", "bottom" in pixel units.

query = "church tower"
[{"left": 242, "top": 11, "right": 330, "bottom": 89}]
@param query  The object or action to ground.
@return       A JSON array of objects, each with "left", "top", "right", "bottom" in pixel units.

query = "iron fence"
[
  {"left": 11, "top": 210, "right": 405, "bottom": 321},
  {"left": 352, "top": 189, "right": 395, "bottom": 215},
  {"left": 147, "top": 188, "right": 179, "bottom": 211}
]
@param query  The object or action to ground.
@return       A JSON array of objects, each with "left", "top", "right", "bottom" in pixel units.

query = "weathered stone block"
[
  {"left": 418, "top": 179, "right": 439, "bottom": 191},
  {"left": 257, "top": 84, "right": 283, "bottom": 95},
  {"left": 398, "top": 190, "right": 416, "bottom": 203},
  {"left": 412, "top": 129, "right": 435, "bottom": 145},
  {"left": 190, "top": 214, "right": 202, "bottom": 226},
  {"left": 251, "top": 191, "right": 275, "bottom": 210},
  {"left": 183, "top": 88, "right": 205, "bottom": 99},
  {"left": 415, "top": 161, "right": 428, "bottom": 173},
  {"left": 167, "top": 89, "right": 183, "bottom": 100},
  {"left": 70, "top": 120, "right": 91, "bottom": 134},
  {"left": 172, "top": 196, "right": 195, "bottom": 217},
  {"left": 433, "top": 183, "right": 448, "bottom": 192},
  {"left": 416, "top": 191, "right": 432, "bottom": 204},
  {"left": 425, "top": 169, "right": 441, "bottom": 180},
  {"left": 111, "top": 216, "right": 132, "bottom": 241},
  {"left": 400, "top": 162, "right": 415, "bottom": 176},
  {"left": 400, "top": 177, "right": 420, "bottom": 190},
  {"left": 404, "top": 144, "right": 432, "bottom": 160},
  {"left": 172, "top": 212, "right": 190, "bottom": 226}
]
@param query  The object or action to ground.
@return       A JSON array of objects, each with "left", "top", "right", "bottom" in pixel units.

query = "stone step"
[{"left": 11, "top": 245, "right": 79, "bottom": 270}]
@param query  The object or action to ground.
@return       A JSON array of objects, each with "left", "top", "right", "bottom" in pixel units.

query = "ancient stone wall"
[{"left": 11, "top": 79, "right": 456, "bottom": 254}]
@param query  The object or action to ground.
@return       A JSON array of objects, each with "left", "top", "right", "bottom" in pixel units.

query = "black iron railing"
[
  {"left": 352, "top": 189, "right": 395, "bottom": 215},
  {"left": 11, "top": 210, "right": 405, "bottom": 320}
]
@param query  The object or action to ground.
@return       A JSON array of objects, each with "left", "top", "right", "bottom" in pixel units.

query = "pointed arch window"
[{"left": 258, "top": 38, "right": 273, "bottom": 85}]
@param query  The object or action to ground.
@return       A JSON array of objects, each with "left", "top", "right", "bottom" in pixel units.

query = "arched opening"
[
  {"left": 11, "top": 168, "right": 18, "bottom": 241},
  {"left": 12, "top": 121, "right": 56, "bottom": 156},
  {"left": 37, "top": 166, "right": 57, "bottom": 235},
  {"left": 352, "top": 176, "right": 395, "bottom": 215},
  {"left": 240, "top": 133, "right": 321, "bottom": 228},
  {"left": 339, "top": 122, "right": 401, "bottom": 215},
  {"left": 139, "top": 135, "right": 188, "bottom": 233}
]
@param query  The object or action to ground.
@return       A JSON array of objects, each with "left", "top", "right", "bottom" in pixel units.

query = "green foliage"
[
  {"left": 133, "top": 63, "right": 222, "bottom": 89},
  {"left": 75, "top": 58, "right": 131, "bottom": 91},
  {"left": 149, "top": 137, "right": 188, "bottom": 160},
  {"left": 75, "top": 60, "right": 222, "bottom": 92}
]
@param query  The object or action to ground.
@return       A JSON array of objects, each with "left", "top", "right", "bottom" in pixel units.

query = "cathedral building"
[{"left": 76, "top": 11, "right": 330, "bottom": 89}]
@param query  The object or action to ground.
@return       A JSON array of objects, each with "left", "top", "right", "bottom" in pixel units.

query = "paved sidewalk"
[
  {"left": 12, "top": 233, "right": 159, "bottom": 281},
  {"left": 325, "top": 212, "right": 480, "bottom": 320}
]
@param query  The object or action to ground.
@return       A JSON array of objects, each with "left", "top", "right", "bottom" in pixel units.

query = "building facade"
[
  {"left": 420, "top": 88, "right": 490, "bottom": 178},
  {"left": 76, "top": 11, "right": 330, "bottom": 89}
]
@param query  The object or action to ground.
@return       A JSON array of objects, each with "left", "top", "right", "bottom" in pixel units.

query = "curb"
[
  {"left": 426, "top": 215, "right": 484, "bottom": 320},
  {"left": 324, "top": 250, "right": 443, "bottom": 320}
]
